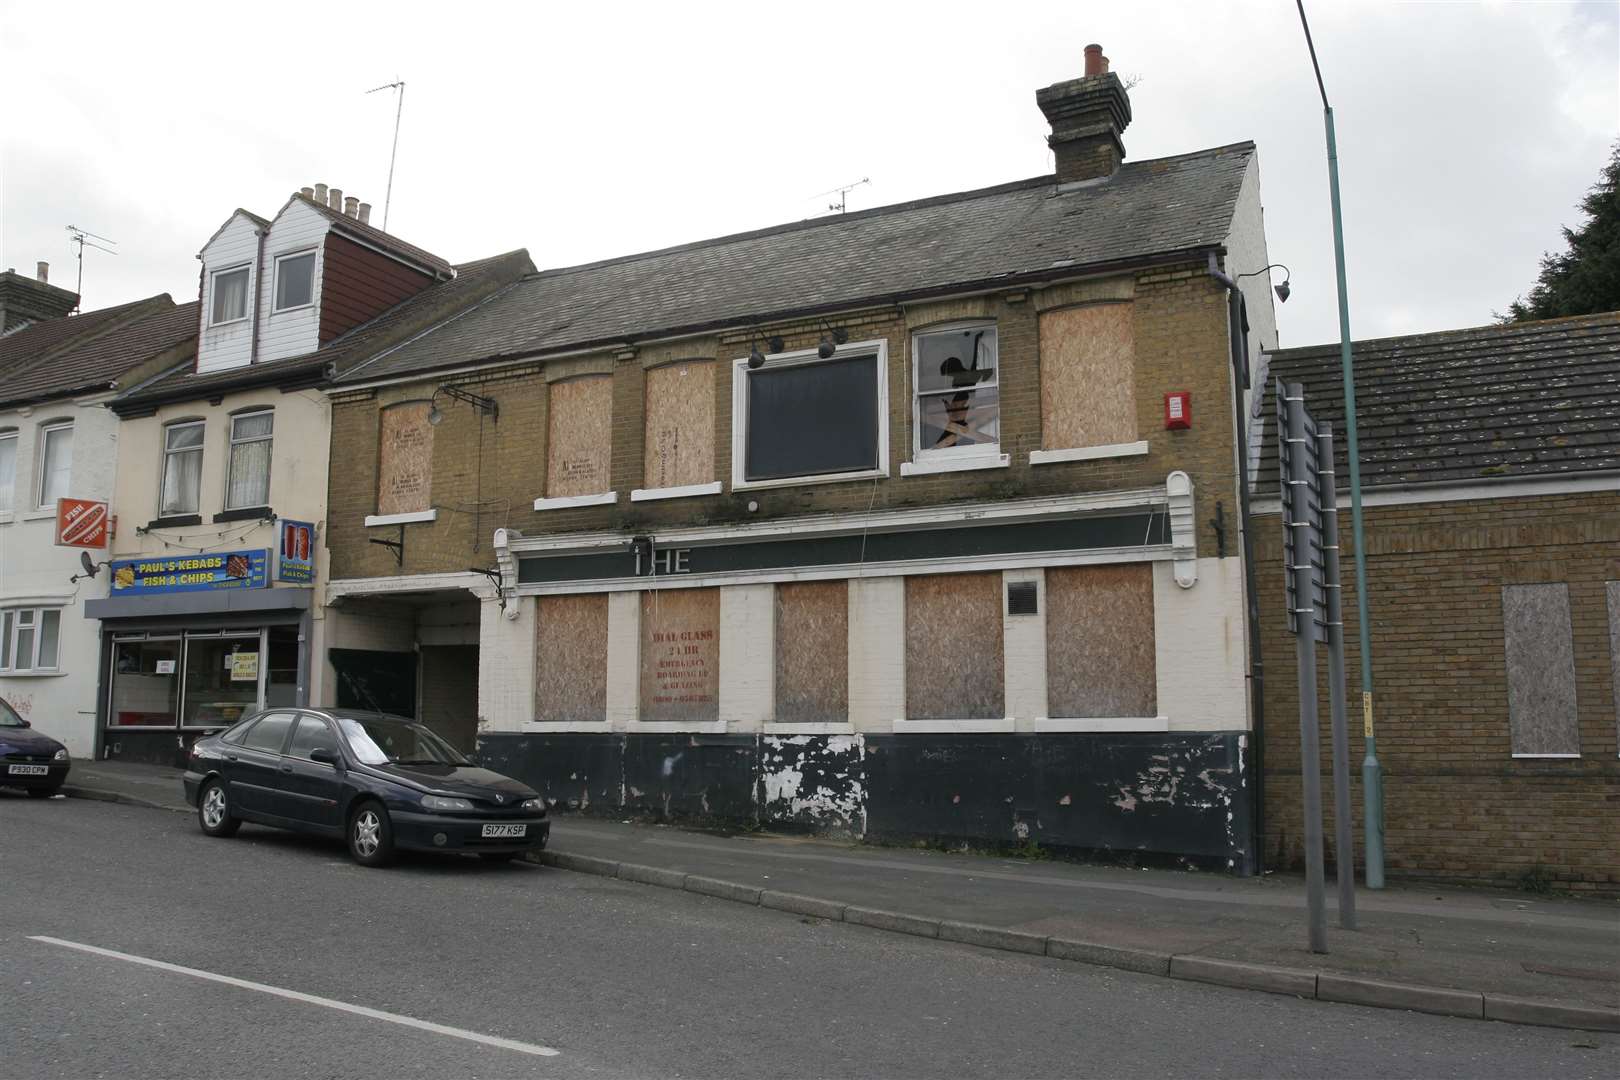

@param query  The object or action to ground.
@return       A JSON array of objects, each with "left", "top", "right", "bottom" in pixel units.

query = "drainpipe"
[
  {"left": 1208, "top": 252, "right": 1266, "bottom": 875},
  {"left": 248, "top": 226, "right": 267, "bottom": 365}
]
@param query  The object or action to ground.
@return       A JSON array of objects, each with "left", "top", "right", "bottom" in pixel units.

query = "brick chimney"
[{"left": 1036, "top": 43, "right": 1133, "bottom": 183}]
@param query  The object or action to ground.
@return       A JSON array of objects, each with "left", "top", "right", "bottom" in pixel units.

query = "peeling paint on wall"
[{"left": 761, "top": 734, "right": 866, "bottom": 833}]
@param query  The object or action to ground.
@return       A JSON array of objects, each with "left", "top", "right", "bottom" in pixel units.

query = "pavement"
[{"left": 55, "top": 758, "right": 1620, "bottom": 1032}]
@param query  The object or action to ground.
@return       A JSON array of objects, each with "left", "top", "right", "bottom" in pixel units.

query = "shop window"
[
  {"left": 1045, "top": 565, "right": 1156, "bottom": 718},
  {"left": 0, "top": 429, "right": 16, "bottom": 512},
  {"left": 182, "top": 635, "right": 262, "bottom": 729},
  {"left": 912, "top": 324, "right": 999, "bottom": 463},
  {"left": 0, "top": 607, "right": 61, "bottom": 673},
  {"left": 108, "top": 638, "right": 180, "bottom": 727},
  {"left": 210, "top": 266, "right": 250, "bottom": 325},
  {"left": 1038, "top": 302, "right": 1137, "bottom": 450},
  {"left": 546, "top": 375, "right": 613, "bottom": 498},
  {"left": 273, "top": 250, "right": 316, "bottom": 311},
  {"left": 1503, "top": 584, "right": 1580, "bottom": 757},
  {"left": 377, "top": 401, "right": 434, "bottom": 515},
  {"left": 535, "top": 594, "right": 609, "bottom": 723},
  {"left": 643, "top": 360, "right": 716, "bottom": 490},
  {"left": 905, "top": 573, "right": 1004, "bottom": 721},
  {"left": 161, "top": 420, "right": 205, "bottom": 516},
  {"left": 37, "top": 421, "right": 72, "bottom": 508},
  {"left": 736, "top": 344, "right": 885, "bottom": 485},
  {"left": 775, "top": 581, "right": 849, "bottom": 723},
  {"left": 226, "top": 410, "right": 273, "bottom": 510},
  {"left": 639, "top": 588, "right": 719, "bottom": 724}
]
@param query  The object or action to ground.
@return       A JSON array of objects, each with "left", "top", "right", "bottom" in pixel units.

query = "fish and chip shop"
[{"left": 86, "top": 548, "right": 314, "bottom": 766}]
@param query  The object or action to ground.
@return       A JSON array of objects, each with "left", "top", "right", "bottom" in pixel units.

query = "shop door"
[{"left": 329, "top": 649, "right": 417, "bottom": 718}]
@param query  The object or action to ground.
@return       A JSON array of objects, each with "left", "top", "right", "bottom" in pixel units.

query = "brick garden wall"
[{"left": 1255, "top": 490, "right": 1620, "bottom": 892}]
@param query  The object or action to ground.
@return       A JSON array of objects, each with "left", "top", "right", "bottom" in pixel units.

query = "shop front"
[{"left": 84, "top": 548, "right": 313, "bottom": 766}]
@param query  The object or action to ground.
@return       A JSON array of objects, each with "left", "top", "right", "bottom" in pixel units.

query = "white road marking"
[{"left": 28, "top": 935, "right": 560, "bottom": 1058}]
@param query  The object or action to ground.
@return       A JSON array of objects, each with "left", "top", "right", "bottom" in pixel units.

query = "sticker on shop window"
[
  {"left": 155, "top": 660, "right": 176, "bottom": 675},
  {"left": 230, "top": 653, "right": 260, "bottom": 682}
]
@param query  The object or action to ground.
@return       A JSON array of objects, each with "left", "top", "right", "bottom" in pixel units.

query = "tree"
[{"left": 1502, "top": 143, "right": 1620, "bottom": 322}]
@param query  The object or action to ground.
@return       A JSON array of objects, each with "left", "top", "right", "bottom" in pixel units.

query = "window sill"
[
  {"left": 270, "top": 303, "right": 314, "bottom": 315},
  {"left": 521, "top": 720, "right": 612, "bottom": 733},
  {"left": 1029, "top": 441, "right": 1150, "bottom": 465},
  {"left": 213, "top": 506, "right": 274, "bottom": 524},
  {"left": 899, "top": 454, "right": 1010, "bottom": 477},
  {"left": 891, "top": 718, "right": 1014, "bottom": 734},
  {"left": 1510, "top": 753, "right": 1581, "bottom": 759},
  {"left": 20, "top": 509, "right": 56, "bottom": 522},
  {"left": 1034, "top": 716, "right": 1169, "bottom": 733},
  {"left": 732, "top": 469, "right": 887, "bottom": 493},
  {"left": 0, "top": 514, "right": 12, "bottom": 526},
  {"left": 0, "top": 670, "right": 67, "bottom": 678},
  {"left": 365, "top": 509, "right": 438, "bottom": 527},
  {"left": 625, "top": 719, "right": 727, "bottom": 734},
  {"left": 146, "top": 515, "right": 202, "bottom": 530},
  {"left": 533, "top": 491, "right": 618, "bottom": 511},
  {"left": 762, "top": 722, "right": 856, "bottom": 736},
  {"left": 630, "top": 481, "right": 724, "bottom": 503}
]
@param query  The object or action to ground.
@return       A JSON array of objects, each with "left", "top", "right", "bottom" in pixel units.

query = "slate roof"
[
  {"left": 336, "top": 142, "right": 1256, "bottom": 384},
  {"left": 293, "top": 194, "right": 454, "bottom": 277},
  {"left": 112, "top": 250, "right": 533, "bottom": 413},
  {"left": 0, "top": 294, "right": 170, "bottom": 375},
  {"left": 0, "top": 301, "right": 200, "bottom": 408},
  {"left": 1253, "top": 311, "right": 1620, "bottom": 493}
]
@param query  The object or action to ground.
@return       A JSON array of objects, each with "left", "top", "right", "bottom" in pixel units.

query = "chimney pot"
[
  {"left": 36, "top": 261, "right": 49, "bottom": 284},
  {"left": 329, "top": 187, "right": 343, "bottom": 210},
  {"left": 1084, "top": 43, "right": 1103, "bottom": 77},
  {"left": 314, "top": 183, "right": 328, "bottom": 204},
  {"left": 343, "top": 196, "right": 359, "bottom": 218},
  {"left": 358, "top": 202, "right": 372, "bottom": 225},
  {"left": 300, "top": 186, "right": 315, "bottom": 200}
]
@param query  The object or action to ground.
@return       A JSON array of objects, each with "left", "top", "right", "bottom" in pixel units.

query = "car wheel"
[
  {"left": 478, "top": 851, "right": 519, "bottom": 863},
  {"left": 197, "top": 780, "right": 240, "bottom": 837},
  {"left": 25, "top": 786, "right": 61, "bottom": 799},
  {"left": 348, "top": 801, "right": 395, "bottom": 867}
]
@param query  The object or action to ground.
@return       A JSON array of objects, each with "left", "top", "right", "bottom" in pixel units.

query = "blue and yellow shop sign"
[{"left": 109, "top": 550, "right": 270, "bottom": 595}]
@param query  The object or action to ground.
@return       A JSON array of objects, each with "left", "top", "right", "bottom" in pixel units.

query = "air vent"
[{"left": 1007, "top": 580, "right": 1038, "bottom": 616}]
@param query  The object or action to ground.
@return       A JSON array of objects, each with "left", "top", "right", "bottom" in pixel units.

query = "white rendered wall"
[
  {"left": 847, "top": 576, "right": 905, "bottom": 732},
  {"left": 719, "top": 583, "right": 773, "bottom": 728},
  {"left": 478, "top": 594, "right": 535, "bottom": 734},
  {"left": 1154, "top": 557, "right": 1250, "bottom": 732}
]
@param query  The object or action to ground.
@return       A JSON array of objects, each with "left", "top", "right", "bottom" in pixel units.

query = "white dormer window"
[
  {"left": 210, "top": 266, "right": 251, "bottom": 325},
  {"left": 273, "top": 250, "right": 316, "bottom": 311}
]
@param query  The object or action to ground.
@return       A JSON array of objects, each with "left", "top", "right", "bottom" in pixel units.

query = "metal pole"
[
  {"left": 1318, "top": 424, "right": 1357, "bottom": 930},
  {"left": 1285, "top": 383, "right": 1328, "bottom": 953},
  {"left": 1299, "top": 0, "right": 1385, "bottom": 889}
]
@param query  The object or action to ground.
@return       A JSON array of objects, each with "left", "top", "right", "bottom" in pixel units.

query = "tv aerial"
[
  {"left": 65, "top": 225, "right": 117, "bottom": 313},
  {"left": 815, "top": 177, "right": 871, "bottom": 214},
  {"left": 365, "top": 78, "right": 406, "bottom": 230}
]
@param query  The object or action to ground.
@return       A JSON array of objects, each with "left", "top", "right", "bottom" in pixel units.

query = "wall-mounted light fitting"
[
  {"left": 427, "top": 383, "right": 500, "bottom": 426},
  {"left": 1237, "top": 263, "right": 1293, "bottom": 304},
  {"left": 817, "top": 322, "right": 850, "bottom": 359},
  {"left": 748, "top": 333, "right": 788, "bottom": 369}
]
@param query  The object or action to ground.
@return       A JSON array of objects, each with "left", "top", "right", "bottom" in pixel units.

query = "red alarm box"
[{"left": 1164, "top": 391, "right": 1192, "bottom": 430}]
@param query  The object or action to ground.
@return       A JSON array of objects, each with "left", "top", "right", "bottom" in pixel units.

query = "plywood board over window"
[
  {"left": 535, "top": 594, "right": 609, "bottom": 723},
  {"left": 644, "top": 360, "right": 715, "bottom": 489},
  {"left": 377, "top": 401, "right": 433, "bottom": 515},
  {"left": 905, "top": 573, "right": 1004, "bottom": 721},
  {"left": 1608, "top": 582, "right": 1620, "bottom": 745},
  {"left": 547, "top": 375, "right": 613, "bottom": 497},
  {"left": 1046, "top": 565, "right": 1156, "bottom": 717},
  {"left": 1502, "top": 583, "right": 1581, "bottom": 756},
  {"left": 640, "top": 588, "right": 720, "bottom": 724},
  {"left": 776, "top": 580, "right": 849, "bottom": 723},
  {"left": 1039, "top": 302, "right": 1137, "bottom": 449}
]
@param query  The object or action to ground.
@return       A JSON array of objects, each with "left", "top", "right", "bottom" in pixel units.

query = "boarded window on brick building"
[
  {"left": 640, "top": 588, "right": 720, "bottom": 724},
  {"left": 905, "top": 573, "right": 1004, "bottom": 721},
  {"left": 1502, "top": 583, "right": 1581, "bottom": 757},
  {"left": 1038, "top": 302, "right": 1137, "bottom": 449},
  {"left": 644, "top": 360, "right": 715, "bottom": 490},
  {"left": 775, "top": 581, "right": 849, "bottom": 723},
  {"left": 1045, "top": 564, "right": 1157, "bottom": 717},
  {"left": 1607, "top": 582, "right": 1619, "bottom": 742},
  {"left": 535, "top": 594, "right": 609, "bottom": 723},
  {"left": 376, "top": 401, "right": 433, "bottom": 515},
  {"left": 546, "top": 375, "right": 613, "bottom": 498}
]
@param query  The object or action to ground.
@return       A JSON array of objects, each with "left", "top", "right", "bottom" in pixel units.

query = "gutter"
[
  {"left": 1208, "top": 251, "right": 1267, "bottom": 876},
  {"left": 249, "top": 225, "right": 267, "bottom": 365}
]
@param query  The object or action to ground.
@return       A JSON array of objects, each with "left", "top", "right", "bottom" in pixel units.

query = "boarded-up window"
[
  {"left": 547, "top": 375, "right": 613, "bottom": 497},
  {"left": 376, "top": 401, "right": 433, "bottom": 515},
  {"left": 1039, "top": 302, "right": 1136, "bottom": 449},
  {"left": 776, "top": 581, "right": 849, "bottom": 723},
  {"left": 1609, "top": 583, "right": 1620, "bottom": 742},
  {"left": 1502, "top": 583, "right": 1580, "bottom": 756},
  {"left": 535, "top": 595, "right": 608, "bottom": 723},
  {"left": 644, "top": 360, "right": 715, "bottom": 489},
  {"left": 640, "top": 588, "right": 719, "bottom": 723},
  {"left": 1046, "top": 565, "right": 1156, "bottom": 717},
  {"left": 905, "top": 573, "right": 1004, "bottom": 720}
]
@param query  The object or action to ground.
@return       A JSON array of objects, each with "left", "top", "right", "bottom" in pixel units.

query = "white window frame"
[
  {"left": 209, "top": 264, "right": 252, "bottom": 327},
  {"left": 0, "top": 428, "right": 17, "bottom": 514},
  {"left": 908, "top": 321, "right": 1005, "bottom": 471},
  {"left": 730, "top": 339, "right": 890, "bottom": 492},
  {"left": 0, "top": 607, "right": 62, "bottom": 674},
  {"left": 159, "top": 419, "right": 206, "bottom": 517},
  {"left": 271, "top": 249, "right": 318, "bottom": 313},
  {"left": 224, "top": 409, "right": 274, "bottom": 511},
  {"left": 35, "top": 421, "right": 72, "bottom": 510}
]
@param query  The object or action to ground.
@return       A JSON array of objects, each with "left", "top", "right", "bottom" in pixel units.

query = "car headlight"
[
  {"left": 520, "top": 797, "right": 545, "bottom": 812},
  {"left": 53, "top": 748, "right": 69, "bottom": 762},
  {"left": 421, "top": 795, "right": 474, "bottom": 812}
]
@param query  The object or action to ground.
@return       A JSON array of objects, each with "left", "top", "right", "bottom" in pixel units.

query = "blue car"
[
  {"left": 182, "top": 707, "right": 549, "bottom": 867},
  {"left": 0, "top": 696, "right": 70, "bottom": 797}
]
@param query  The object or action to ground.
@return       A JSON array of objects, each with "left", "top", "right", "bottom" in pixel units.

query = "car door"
[
  {"left": 278, "top": 713, "right": 345, "bottom": 834},
  {"left": 227, "top": 711, "right": 296, "bottom": 818}
]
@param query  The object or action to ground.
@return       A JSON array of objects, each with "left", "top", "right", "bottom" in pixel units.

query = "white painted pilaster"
[
  {"left": 1153, "top": 557, "right": 1249, "bottom": 731},
  {"left": 605, "top": 591, "right": 641, "bottom": 730},
  {"left": 848, "top": 576, "right": 905, "bottom": 732},
  {"left": 1002, "top": 569, "right": 1047, "bottom": 732},
  {"left": 477, "top": 595, "right": 536, "bottom": 733},
  {"left": 720, "top": 583, "right": 774, "bottom": 731}
]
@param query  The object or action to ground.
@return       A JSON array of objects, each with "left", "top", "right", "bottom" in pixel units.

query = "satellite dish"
[{"left": 79, "top": 551, "right": 98, "bottom": 578}]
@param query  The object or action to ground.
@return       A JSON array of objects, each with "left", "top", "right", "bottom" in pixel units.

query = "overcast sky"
[{"left": 1, "top": 1, "right": 1614, "bottom": 349}]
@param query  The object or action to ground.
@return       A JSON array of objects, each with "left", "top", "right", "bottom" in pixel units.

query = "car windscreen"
[
  {"left": 337, "top": 717, "right": 468, "bottom": 767},
  {"left": 0, "top": 697, "right": 23, "bottom": 727}
]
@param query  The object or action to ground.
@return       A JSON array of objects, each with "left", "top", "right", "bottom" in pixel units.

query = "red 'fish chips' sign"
[{"left": 55, "top": 498, "right": 109, "bottom": 548}]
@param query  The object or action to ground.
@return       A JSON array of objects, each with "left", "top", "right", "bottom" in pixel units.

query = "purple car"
[{"left": 0, "top": 696, "right": 71, "bottom": 798}]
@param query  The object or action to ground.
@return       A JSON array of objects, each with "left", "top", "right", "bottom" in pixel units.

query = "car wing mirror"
[
  {"left": 19, "top": 719, "right": 30, "bottom": 728},
  {"left": 309, "top": 747, "right": 341, "bottom": 767}
]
